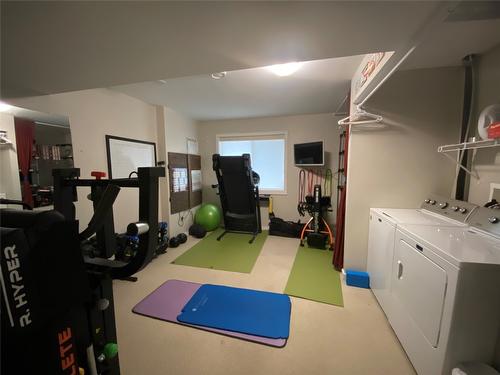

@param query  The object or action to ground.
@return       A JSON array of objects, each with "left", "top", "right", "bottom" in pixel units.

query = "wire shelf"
[{"left": 438, "top": 138, "right": 500, "bottom": 153}]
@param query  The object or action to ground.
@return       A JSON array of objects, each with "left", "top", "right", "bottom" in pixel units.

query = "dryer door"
[{"left": 392, "top": 238, "right": 447, "bottom": 347}]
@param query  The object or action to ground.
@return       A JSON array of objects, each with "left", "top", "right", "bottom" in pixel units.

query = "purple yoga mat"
[{"left": 132, "top": 279, "right": 287, "bottom": 348}]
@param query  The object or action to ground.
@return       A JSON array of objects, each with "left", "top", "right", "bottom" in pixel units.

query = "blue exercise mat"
[{"left": 177, "top": 284, "right": 291, "bottom": 339}]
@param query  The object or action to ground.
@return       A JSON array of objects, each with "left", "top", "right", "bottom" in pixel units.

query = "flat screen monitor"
[{"left": 294, "top": 141, "right": 324, "bottom": 166}]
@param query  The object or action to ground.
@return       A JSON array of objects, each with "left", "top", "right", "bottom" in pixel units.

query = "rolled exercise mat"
[
  {"left": 177, "top": 284, "right": 291, "bottom": 339},
  {"left": 132, "top": 280, "right": 287, "bottom": 347}
]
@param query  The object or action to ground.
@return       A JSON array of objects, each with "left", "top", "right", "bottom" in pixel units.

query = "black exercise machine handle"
[
  {"left": 0, "top": 199, "right": 33, "bottom": 210},
  {"left": 79, "top": 184, "right": 120, "bottom": 241}
]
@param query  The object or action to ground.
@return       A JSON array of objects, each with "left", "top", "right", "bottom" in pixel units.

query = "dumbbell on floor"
[{"left": 168, "top": 233, "right": 187, "bottom": 248}]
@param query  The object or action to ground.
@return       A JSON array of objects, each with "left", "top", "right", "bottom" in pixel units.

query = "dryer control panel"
[
  {"left": 467, "top": 206, "right": 500, "bottom": 237},
  {"left": 420, "top": 194, "right": 478, "bottom": 222}
]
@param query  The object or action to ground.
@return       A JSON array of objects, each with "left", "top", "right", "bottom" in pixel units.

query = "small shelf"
[{"left": 438, "top": 138, "right": 500, "bottom": 153}]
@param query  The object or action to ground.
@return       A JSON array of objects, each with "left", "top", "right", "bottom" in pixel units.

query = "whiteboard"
[{"left": 106, "top": 135, "right": 156, "bottom": 178}]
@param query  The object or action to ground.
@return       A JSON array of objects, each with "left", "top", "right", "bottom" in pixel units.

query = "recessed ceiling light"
[
  {"left": 157, "top": 79, "right": 168, "bottom": 84},
  {"left": 211, "top": 71, "right": 227, "bottom": 80},
  {"left": 265, "top": 62, "right": 303, "bottom": 77},
  {"left": 0, "top": 102, "right": 12, "bottom": 112}
]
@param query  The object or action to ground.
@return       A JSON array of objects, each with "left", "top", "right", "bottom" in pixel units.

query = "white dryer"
[
  {"left": 367, "top": 194, "right": 477, "bottom": 316},
  {"left": 392, "top": 207, "right": 500, "bottom": 375}
]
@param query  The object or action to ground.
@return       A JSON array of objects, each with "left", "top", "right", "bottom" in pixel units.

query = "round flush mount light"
[
  {"left": 265, "top": 62, "right": 303, "bottom": 77},
  {"left": 211, "top": 71, "right": 227, "bottom": 80}
]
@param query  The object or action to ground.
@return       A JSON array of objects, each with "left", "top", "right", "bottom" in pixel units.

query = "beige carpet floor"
[{"left": 113, "top": 234, "right": 415, "bottom": 375}]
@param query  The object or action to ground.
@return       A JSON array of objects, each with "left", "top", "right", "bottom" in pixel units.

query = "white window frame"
[{"left": 216, "top": 131, "right": 288, "bottom": 195}]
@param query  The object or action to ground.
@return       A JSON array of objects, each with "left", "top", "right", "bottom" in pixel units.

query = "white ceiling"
[
  {"left": 1, "top": 105, "right": 70, "bottom": 127},
  {"left": 402, "top": 16, "right": 500, "bottom": 70},
  {"left": 1, "top": 1, "right": 441, "bottom": 98},
  {"left": 113, "top": 55, "right": 364, "bottom": 121}
]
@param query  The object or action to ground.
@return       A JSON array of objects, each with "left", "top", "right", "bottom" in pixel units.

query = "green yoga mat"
[
  {"left": 284, "top": 245, "right": 344, "bottom": 307},
  {"left": 172, "top": 229, "right": 268, "bottom": 273}
]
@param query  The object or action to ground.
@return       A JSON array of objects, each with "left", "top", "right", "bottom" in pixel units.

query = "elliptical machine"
[{"left": 1, "top": 166, "right": 165, "bottom": 375}]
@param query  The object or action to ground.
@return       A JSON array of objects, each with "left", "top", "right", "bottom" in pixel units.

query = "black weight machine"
[
  {"left": 1, "top": 166, "right": 165, "bottom": 375},
  {"left": 299, "top": 184, "right": 334, "bottom": 250},
  {"left": 212, "top": 154, "right": 262, "bottom": 244}
]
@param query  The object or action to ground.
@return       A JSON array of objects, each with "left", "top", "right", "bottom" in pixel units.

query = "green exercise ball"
[{"left": 195, "top": 204, "right": 221, "bottom": 231}]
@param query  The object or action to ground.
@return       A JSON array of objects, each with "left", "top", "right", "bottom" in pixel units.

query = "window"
[{"left": 217, "top": 132, "right": 287, "bottom": 194}]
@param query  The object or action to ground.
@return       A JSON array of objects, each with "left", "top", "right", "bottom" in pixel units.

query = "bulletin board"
[
  {"left": 188, "top": 154, "right": 202, "bottom": 207},
  {"left": 168, "top": 152, "right": 190, "bottom": 214},
  {"left": 106, "top": 135, "right": 157, "bottom": 178},
  {"left": 168, "top": 152, "right": 202, "bottom": 214}
]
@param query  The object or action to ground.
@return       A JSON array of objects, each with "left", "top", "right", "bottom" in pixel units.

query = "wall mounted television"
[{"left": 294, "top": 141, "right": 324, "bottom": 166}]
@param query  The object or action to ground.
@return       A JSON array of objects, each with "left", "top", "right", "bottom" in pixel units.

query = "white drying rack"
[
  {"left": 437, "top": 138, "right": 500, "bottom": 180},
  {"left": 338, "top": 106, "right": 383, "bottom": 126}
]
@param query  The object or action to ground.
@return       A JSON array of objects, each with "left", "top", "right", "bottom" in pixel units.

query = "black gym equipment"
[
  {"left": 212, "top": 154, "right": 262, "bottom": 244},
  {"left": 169, "top": 236, "right": 180, "bottom": 248},
  {"left": 1, "top": 166, "right": 165, "bottom": 375},
  {"left": 189, "top": 223, "right": 207, "bottom": 239},
  {"left": 299, "top": 184, "right": 334, "bottom": 250},
  {"left": 177, "top": 233, "right": 187, "bottom": 244}
]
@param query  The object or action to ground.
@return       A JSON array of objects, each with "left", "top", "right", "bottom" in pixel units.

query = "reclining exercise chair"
[{"left": 212, "top": 154, "right": 262, "bottom": 244}]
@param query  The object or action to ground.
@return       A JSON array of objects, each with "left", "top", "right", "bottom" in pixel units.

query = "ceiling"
[
  {"left": 402, "top": 13, "right": 500, "bottom": 70},
  {"left": 2, "top": 1, "right": 499, "bottom": 123},
  {"left": 113, "top": 55, "right": 364, "bottom": 121},
  {"left": 1, "top": 1, "right": 441, "bottom": 98},
  {"left": 1, "top": 105, "right": 70, "bottom": 127}
]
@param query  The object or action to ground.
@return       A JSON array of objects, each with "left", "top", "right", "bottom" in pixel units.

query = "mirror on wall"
[{"left": 0, "top": 104, "right": 72, "bottom": 210}]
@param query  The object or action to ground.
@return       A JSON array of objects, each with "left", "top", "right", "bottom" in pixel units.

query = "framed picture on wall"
[{"left": 106, "top": 135, "right": 157, "bottom": 178}]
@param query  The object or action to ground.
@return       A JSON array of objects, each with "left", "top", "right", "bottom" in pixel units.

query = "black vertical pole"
[{"left": 455, "top": 55, "right": 474, "bottom": 201}]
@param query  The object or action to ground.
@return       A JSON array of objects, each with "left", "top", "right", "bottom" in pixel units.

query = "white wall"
[
  {"left": 10, "top": 89, "right": 159, "bottom": 232},
  {"left": 0, "top": 112, "right": 22, "bottom": 204},
  {"left": 344, "top": 67, "right": 463, "bottom": 270},
  {"left": 198, "top": 113, "right": 340, "bottom": 226},
  {"left": 467, "top": 43, "right": 500, "bottom": 206},
  {"left": 162, "top": 107, "right": 200, "bottom": 236}
]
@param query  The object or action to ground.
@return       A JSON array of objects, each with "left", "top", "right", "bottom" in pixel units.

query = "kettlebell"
[
  {"left": 168, "top": 236, "right": 180, "bottom": 248},
  {"left": 177, "top": 233, "right": 187, "bottom": 244}
]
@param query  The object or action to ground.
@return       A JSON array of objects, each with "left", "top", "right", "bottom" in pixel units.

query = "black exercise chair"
[{"left": 212, "top": 154, "right": 262, "bottom": 244}]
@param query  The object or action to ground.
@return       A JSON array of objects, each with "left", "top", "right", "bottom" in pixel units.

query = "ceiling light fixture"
[
  {"left": 0, "top": 102, "right": 13, "bottom": 112},
  {"left": 211, "top": 71, "right": 227, "bottom": 80},
  {"left": 265, "top": 62, "right": 303, "bottom": 77}
]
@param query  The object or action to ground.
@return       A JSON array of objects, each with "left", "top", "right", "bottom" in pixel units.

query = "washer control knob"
[
  {"left": 439, "top": 202, "right": 448, "bottom": 209},
  {"left": 488, "top": 216, "right": 499, "bottom": 224},
  {"left": 459, "top": 208, "right": 467, "bottom": 214},
  {"left": 429, "top": 200, "right": 436, "bottom": 205},
  {"left": 424, "top": 199, "right": 431, "bottom": 204},
  {"left": 450, "top": 206, "right": 459, "bottom": 211}
]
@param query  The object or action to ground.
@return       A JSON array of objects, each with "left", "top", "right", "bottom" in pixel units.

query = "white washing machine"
[
  {"left": 367, "top": 194, "right": 477, "bottom": 317},
  {"left": 391, "top": 207, "right": 500, "bottom": 375}
]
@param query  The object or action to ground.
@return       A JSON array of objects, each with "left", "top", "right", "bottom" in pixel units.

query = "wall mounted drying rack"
[
  {"left": 437, "top": 138, "right": 500, "bottom": 180},
  {"left": 337, "top": 105, "right": 383, "bottom": 126}
]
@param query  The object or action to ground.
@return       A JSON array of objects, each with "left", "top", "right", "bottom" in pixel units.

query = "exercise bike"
[{"left": 1, "top": 166, "right": 165, "bottom": 375}]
